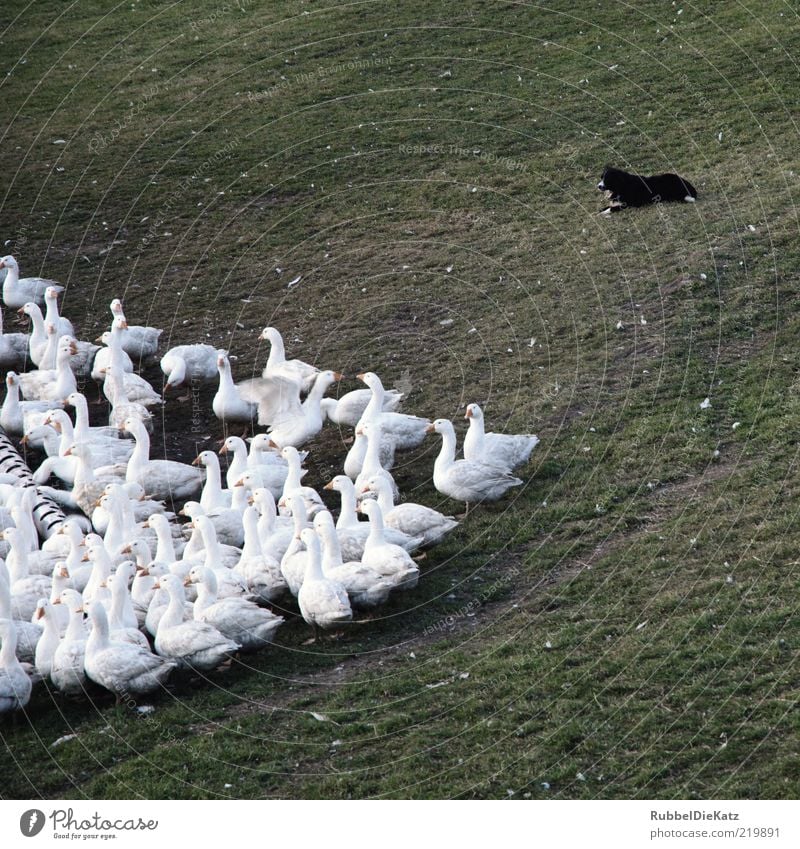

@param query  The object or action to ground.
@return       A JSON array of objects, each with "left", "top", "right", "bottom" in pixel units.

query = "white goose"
[
  {"left": 81, "top": 538, "right": 114, "bottom": 607},
  {"left": 234, "top": 466, "right": 286, "bottom": 504},
  {"left": 343, "top": 422, "right": 396, "bottom": 479},
  {"left": 322, "top": 475, "right": 420, "bottom": 559},
  {"left": 100, "top": 361, "right": 162, "bottom": 408},
  {"left": 143, "top": 513, "right": 181, "bottom": 564},
  {"left": 0, "top": 255, "right": 62, "bottom": 309},
  {"left": 219, "top": 435, "right": 250, "bottom": 489},
  {"left": 62, "top": 442, "right": 127, "bottom": 516},
  {"left": 190, "top": 515, "right": 249, "bottom": 598},
  {"left": 106, "top": 563, "right": 151, "bottom": 649},
  {"left": 18, "top": 336, "right": 78, "bottom": 401},
  {"left": 0, "top": 568, "right": 42, "bottom": 664},
  {"left": 65, "top": 391, "right": 125, "bottom": 443},
  {"left": 354, "top": 420, "right": 399, "bottom": 500},
  {"left": 181, "top": 500, "right": 244, "bottom": 550},
  {"left": 278, "top": 445, "right": 325, "bottom": 516},
  {"left": 43, "top": 286, "right": 74, "bottom": 337},
  {"left": 464, "top": 403, "right": 539, "bottom": 470},
  {"left": 278, "top": 494, "right": 312, "bottom": 596},
  {"left": 297, "top": 528, "right": 352, "bottom": 639},
  {"left": 259, "top": 326, "right": 319, "bottom": 392},
  {"left": 249, "top": 486, "right": 294, "bottom": 563},
  {"left": 212, "top": 350, "right": 256, "bottom": 425},
  {"left": 50, "top": 589, "right": 88, "bottom": 695},
  {"left": 33, "top": 599, "right": 61, "bottom": 679},
  {"left": 109, "top": 299, "right": 163, "bottom": 360},
  {"left": 161, "top": 343, "right": 218, "bottom": 392},
  {"left": 18, "top": 301, "right": 49, "bottom": 365},
  {"left": 84, "top": 600, "right": 176, "bottom": 700},
  {"left": 194, "top": 450, "right": 231, "bottom": 512},
  {"left": 0, "top": 530, "right": 51, "bottom": 620},
  {"left": 123, "top": 416, "right": 203, "bottom": 502},
  {"left": 188, "top": 565, "right": 284, "bottom": 651},
  {"left": 356, "top": 371, "right": 430, "bottom": 450},
  {"left": 233, "top": 505, "right": 286, "bottom": 603},
  {"left": 102, "top": 363, "right": 154, "bottom": 430},
  {"left": 313, "top": 511, "right": 394, "bottom": 609},
  {"left": 0, "top": 371, "right": 61, "bottom": 436},
  {"left": 154, "top": 573, "right": 239, "bottom": 670},
  {"left": 91, "top": 317, "right": 134, "bottom": 382},
  {"left": 362, "top": 475, "right": 459, "bottom": 548},
  {"left": 0, "top": 619, "right": 33, "bottom": 713},
  {"left": 428, "top": 418, "right": 523, "bottom": 515},
  {"left": 320, "top": 384, "right": 404, "bottom": 427},
  {"left": 358, "top": 500, "right": 420, "bottom": 589},
  {"left": 267, "top": 369, "right": 342, "bottom": 448},
  {"left": 0, "top": 305, "right": 29, "bottom": 370}
]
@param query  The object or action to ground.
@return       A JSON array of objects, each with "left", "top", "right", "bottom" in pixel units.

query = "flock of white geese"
[{"left": 0, "top": 255, "right": 539, "bottom": 714}]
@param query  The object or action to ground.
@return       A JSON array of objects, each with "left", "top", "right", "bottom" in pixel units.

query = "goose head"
[
  {"left": 356, "top": 371, "right": 382, "bottom": 392},
  {"left": 427, "top": 418, "right": 455, "bottom": 437},
  {"left": 258, "top": 327, "right": 281, "bottom": 345},
  {"left": 465, "top": 403, "right": 484, "bottom": 421},
  {"left": 0, "top": 255, "right": 18, "bottom": 272},
  {"left": 219, "top": 435, "right": 245, "bottom": 456}
]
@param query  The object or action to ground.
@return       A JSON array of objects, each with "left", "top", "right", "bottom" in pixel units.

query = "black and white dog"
[{"left": 598, "top": 166, "right": 697, "bottom": 213}]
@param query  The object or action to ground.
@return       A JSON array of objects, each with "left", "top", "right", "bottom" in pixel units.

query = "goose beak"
[
  {"left": 94, "top": 336, "right": 104, "bottom": 343},
  {"left": 218, "top": 444, "right": 229, "bottom": 455},
  {"left": 247, "top": 496, "right": 254, "bottom": 505},
  {"left": 183, "top": 576, "right": 193, "bottom": 587},
  {"left": 425, "top": 424, "right": 435, "bottom": 433},
  {"left": 120, "top": 320, "right": 128, "bottom": 329},
  {"left": 142, "top": 519, "right": 150, "bottom": 528},
  {"left": 69, "top": 342, "right": 78, "bottom": 355},
  {"left": 52, "top": 597, "right": 61, "bottom": 605},
  {"left": 465, "top": 408, "right": 473, "bottom": 418},
  {"left": 233, "top": 478, "right": 244, "bottom": 487},
  {"left": 34, "top": 606, "right": 45, "bottom": 620},
  {"left": 360, "top": 485, "right": 371, "bottom": 493},
  {"left": 191, "top": 456, "right": 202, "bottom": 466},
  {"left": 333, "top": 372, "right": 343, "bottom": 381},
  {"left": 19, "top": 435, "right": 28, "bottom": 446},
  {"left": 16, "top": 307, "right": 25, "bottom": 315},
  {"left": 177, "top": 508, "right": 186, "bottom": 516},
  {"left": 322, "top": 481, "right": 334, "bottom": 490},
  {"left": 119, "top": 544, "right": 132, "bottom": 554},
  {"left": 81, "top": 552, "right": 90, "bottom": 562},
  {"left": 267, "top": 439, "right": 280, "bottom": 450},
  {"left": 356, "top": 372, "right": 365, "bottom": 381}
]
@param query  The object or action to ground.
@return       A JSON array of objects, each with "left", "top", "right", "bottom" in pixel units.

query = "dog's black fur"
[{"left": 598, "top": 166, "right": 697, "bottom": 213}]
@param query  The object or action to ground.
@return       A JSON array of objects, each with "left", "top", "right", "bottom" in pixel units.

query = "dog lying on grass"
[{"left": 598, "top": 166, "right": 697, "bottom": 213}]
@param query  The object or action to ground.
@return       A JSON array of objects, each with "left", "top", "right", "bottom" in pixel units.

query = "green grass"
[{"left": 1, "top": 0, "right": 799, "bottom": 799}]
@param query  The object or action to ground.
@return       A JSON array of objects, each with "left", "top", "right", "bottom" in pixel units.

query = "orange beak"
[{"left": 425, "top": 424, "right": 435, "bottom": 433}]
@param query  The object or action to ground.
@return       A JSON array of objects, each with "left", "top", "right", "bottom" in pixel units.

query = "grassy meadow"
[{"left": 0, "top": 0, "right": 799, "bottom": 799}]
